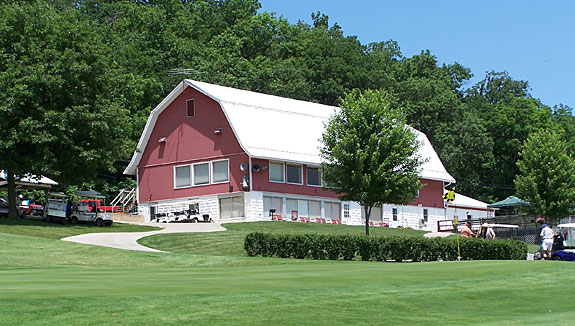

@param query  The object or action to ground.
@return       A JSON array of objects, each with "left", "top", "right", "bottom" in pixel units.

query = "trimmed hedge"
[{"left": 244, "top": 232, "right": 527, "bottom": 261}]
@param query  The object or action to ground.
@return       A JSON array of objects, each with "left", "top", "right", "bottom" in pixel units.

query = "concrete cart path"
[{"left": 61, "top": 222, "right": 226, "bottom": 253}]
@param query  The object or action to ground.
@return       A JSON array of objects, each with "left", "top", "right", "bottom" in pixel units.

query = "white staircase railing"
[{"left": 110, "top": 188, "right": 136, "bottom": 213}]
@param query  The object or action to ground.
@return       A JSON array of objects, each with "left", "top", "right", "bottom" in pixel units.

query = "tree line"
[{"left": 1, "top": 0, "right": 574, "bottom": 216}]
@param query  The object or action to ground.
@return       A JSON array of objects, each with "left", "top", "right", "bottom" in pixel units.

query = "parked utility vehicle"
[
  {"left": 43, "top": 192, "right": 69, "bottom": 224},
  {"left": 69, "top": 191, "right": 113, "bottom": 226},
  {"left": 77, "top": 199, "right": 120, "bottom": 213},
  {"left": 0, "top": 198, "right": 9, "bottom": 216},
  {"left": 20, "top": 200, "right": 44, "bottom": 216},
  {"left": 152, "top": 201, "right": 212, "bottom": 223},
  {"left": 551, "top": 223, "right": 575, "bottom": 261}
]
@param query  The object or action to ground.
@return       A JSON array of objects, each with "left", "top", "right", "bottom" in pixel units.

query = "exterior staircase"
[{"left": 110, "top": 188, "right": 137, "bottom": 214}]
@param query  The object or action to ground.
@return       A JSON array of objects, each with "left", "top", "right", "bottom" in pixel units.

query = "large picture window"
[
  {"left": 306, "top": 166, "right": 322, "bottom": 186},
  {"left": 175, "top": 165, "right": 191, "bottom": 188},
  {"left": 220, "top": 196, "right": 244, "bottom": 219},
  {"left": 286, "top": 199, "right": 298, "bottom": 217},
  {"left": 325, "top": 202, "right": 341, "bottom": 220},
  {"left": 263, "top": 196, "right": 283, "bottom": 217},
  {"left": 193, "top": 162, "right": 209, "bottom": 185},
  {"left": 212, "top": 160, "right": 229, "bottom": 183},
  {"left": 286, "top": 164, "right": 302, "bottom": 184},
  {"left": 309, "top": 201, "right": 321, "bottom": 218},
  {"left": 269, "top": 162, "right": 284, "bottom": 183},
  {"left": 361, "top": 205, "right": 382, "bottom": 222}
]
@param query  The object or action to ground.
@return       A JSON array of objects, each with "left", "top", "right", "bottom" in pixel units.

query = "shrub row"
[{"left": 244, "top": 232, "right": 527, "bottom": 261}]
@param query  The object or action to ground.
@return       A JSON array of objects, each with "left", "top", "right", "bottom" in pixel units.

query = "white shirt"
[
  {"left": 486, "top": 227, "right": 495, "bottom": 239},
  {"left": 540, "top": 226, "right": 554, "bottom": 240}
]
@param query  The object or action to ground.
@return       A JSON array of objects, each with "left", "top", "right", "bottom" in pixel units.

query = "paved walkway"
[{"left": 61, "top": 222, "right": 226, "bottom": 253}]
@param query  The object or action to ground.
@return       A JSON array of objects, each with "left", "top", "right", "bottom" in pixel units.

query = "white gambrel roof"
[
  {"left": 125, "top": 80, "right": 456, "bottom": 183},
  {"left": 447, "top": 192, "right": 490, "bottom": 210}
]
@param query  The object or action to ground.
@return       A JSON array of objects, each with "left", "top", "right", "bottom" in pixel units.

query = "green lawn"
[
  {"left": 0, "top": 216, "right": 160, "bottom": 239},
  {"left": 0, "top": 218, "right": 571, "bottom": 325}
]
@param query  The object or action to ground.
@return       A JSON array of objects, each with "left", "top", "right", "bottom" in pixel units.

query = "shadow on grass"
[{"left": 0, "top": 216, "right": 160, "bottom": 240}]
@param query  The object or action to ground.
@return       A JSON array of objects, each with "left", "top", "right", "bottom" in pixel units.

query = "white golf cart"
[
  {"left": 152, "top": 200, "right": 211, "bottom": 223},
  {"left": 43, "top": 192, "right": 69, "bottom": 224},
  {"left": 69, "top": 191, "right": 113, "bottom": 227},
  {"left": 477, "top": 223, "right": 520, "bottom": 239}
]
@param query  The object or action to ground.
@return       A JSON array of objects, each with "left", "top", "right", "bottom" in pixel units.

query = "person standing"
[
  {"left": 485, "top": 226, "right": 496, "bottom": 240},
  {"left": 540, "top": 224, "right": 554, "bottom": 259},
  {"left": 461, "top": 222, "right": 476, "bottom": 238}
]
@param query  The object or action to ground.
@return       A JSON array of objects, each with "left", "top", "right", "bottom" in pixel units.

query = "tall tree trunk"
[
  {"left": 364, "top": 205, "right": 372, "bottom": 236},
  {"left": 7, "top": 171, "right": 18, "bottom": 218}
]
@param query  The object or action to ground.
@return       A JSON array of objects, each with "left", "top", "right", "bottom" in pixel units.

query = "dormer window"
[{"left": 186, "top": 99, "right": 195, "bottom": 117}]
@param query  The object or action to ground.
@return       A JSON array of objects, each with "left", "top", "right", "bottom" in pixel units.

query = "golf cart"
[
  {"left": 477, "top": 223, "right": 520, "bottom": 239},
  {"left": 69, "top": 191, "right": 113, "bottom": 226},
  {"left": 43, "top": 192, "right": 69, "bottom": 224},
  {"left": 550, "top": 223, "right": 575, "bottom": 261},
  {"left": 0, "top": 198, "right": 9, "bottom": 216},
  {"left": 152, "top": 200, "right": 212, "bottom": 223}
]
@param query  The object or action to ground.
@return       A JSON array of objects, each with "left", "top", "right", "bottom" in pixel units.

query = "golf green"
[{"left": 0, "top": 219, "right": 570, "bottom": 325}]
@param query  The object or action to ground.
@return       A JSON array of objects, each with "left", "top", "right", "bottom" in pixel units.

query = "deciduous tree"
[
  {"left": 321, "top": 89, "right": 424, "bottom": 236},
  {"left": 515, "top": 129, "right": 575, "bottom": 222},
  {"left": 0, "top": 1, "right": 133, "bottom": 217}
]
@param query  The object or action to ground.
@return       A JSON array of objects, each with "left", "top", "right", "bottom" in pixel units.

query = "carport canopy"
[
  {"left": 0, "top": 171, "right": 58, "bottom": 191},
  {"left": 487, "top": 196, "right": 529, "bottom": 208}
]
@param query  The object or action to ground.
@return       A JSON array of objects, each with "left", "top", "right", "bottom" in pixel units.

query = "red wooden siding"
[
  {"left": 250, "top": 158, "right": 444, "bottom": 204},
  {"left": 250, "top": 158, "right": 339, "bottom": 198},
  {"left": 411, "top": 179, "right": 445, "bottom": 208},
  {"left": 137, "top": 87, "right": 248, "bottom": 202}
]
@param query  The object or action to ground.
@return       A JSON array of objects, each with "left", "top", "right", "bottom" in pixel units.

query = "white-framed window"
[
  {"left": 186, "top": 99, "right": 195, "bottom": 117},
  {"left": 269, "top": 162, "right": 284, "bottom": 183},
  {"left": 361, "top": 205, "right": 382, "bottom": 221},
  {"left": 220, "top": 196, "right": 244, "bottom": 219},
  {"left": 309, "top": 200, "right": 321, "bottom": 218},
  {"left": 211, "top": 159, "right": 229, "bottom": 184},
  {"left": 193, "top": 162, "right": 209, "bottom": 186},
  {"left": 392, "top": 208, "right": 398, "bottom": 221},
  {"left": 372, "top": 206, "right": 382, "bottom": 222},
  {"left": 343, "top": 203, "right": 350, "bottom": 219},
  {"left": 423, "top": 209, "right": 428, "bottom": 222},
  {"left": 286, "top": 164, "right": 302, "bottom": 184},
  {"left": 174, "top": 165, "right": 191, "bottom": 188},
  {"left": 286, "top": 199, "right": 298, "bottom": 218},
  {"left": 263, "top": 196, "right": 283, "bottom": 217},
  {"left": 325, "top": 202, "right": 341, "bottom": 220},
  {"left": 306, "top": 166, "right": 322, "bottom": 187}
]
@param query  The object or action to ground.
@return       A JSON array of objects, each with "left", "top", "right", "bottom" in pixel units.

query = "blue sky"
[{"left": 258, "top": 0, "right": 575, "bottom": 108}]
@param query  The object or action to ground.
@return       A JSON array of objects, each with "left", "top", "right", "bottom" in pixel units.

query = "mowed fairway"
[{"left": 0, "top": 219, "right": 572, "bottom": 325}]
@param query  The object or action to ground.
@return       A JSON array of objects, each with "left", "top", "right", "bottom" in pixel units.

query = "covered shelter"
[
  {"left": 0, "top": 171, "right": 58, "bottom": 191},
  {"left": 488, "top": 196, "right": 529, "bottom": 216}
]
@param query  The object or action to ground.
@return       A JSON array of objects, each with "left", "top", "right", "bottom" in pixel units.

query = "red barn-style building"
[{"left": 124, "top": 80, "right": 492, "bottom": 229}]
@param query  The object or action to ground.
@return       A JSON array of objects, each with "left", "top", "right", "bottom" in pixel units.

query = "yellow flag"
[{"left": 443, "top": 187, "right": 455, "bottom": 203}]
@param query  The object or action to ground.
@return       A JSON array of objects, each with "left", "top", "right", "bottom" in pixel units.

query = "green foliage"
[
  {"left": 244, "top": 232, "right": 527, "bottom": 261},
  {"left": 1, "top": 0, "right": 575, "bottom": 209},
  {"left": 515, "top": 129, "right": 575, "bottom": 221},
  {"left": 321, "top": 89, "right": 424, "bottom": 235},
  {"left": 0, "top": 2, "right": 134, "bottom": 183},
  {"left": 463, "top": 71, "right": 554, "bottom": 201}
]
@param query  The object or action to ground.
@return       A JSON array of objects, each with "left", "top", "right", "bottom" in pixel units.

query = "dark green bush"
[{"left": 243, "top": 232, "right": 528, "bottom": 262}]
